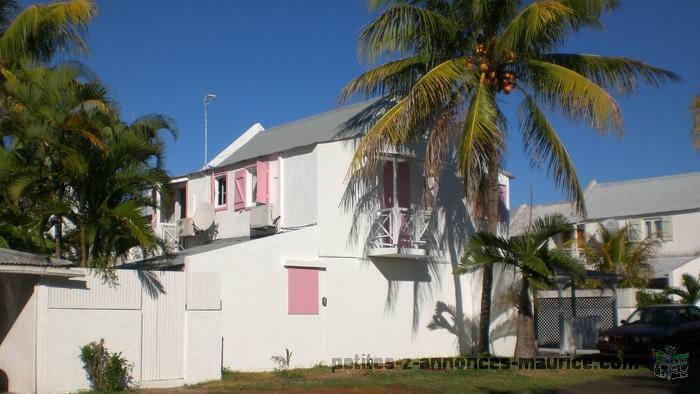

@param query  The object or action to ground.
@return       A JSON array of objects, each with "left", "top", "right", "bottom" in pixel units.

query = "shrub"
[
  {"left": 636, "top": 290, "right": 673, "bottom": 307},
  {"left": 80, "top": 339, "right": 135, "bottom": 391},
  {"left": 271, "top": 348, "right": 293, "bottom": 371}
]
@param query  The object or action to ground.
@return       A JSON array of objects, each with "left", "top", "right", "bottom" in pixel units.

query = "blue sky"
[{"left": 49, "top": 0, "right": 700, "bottom": 207}]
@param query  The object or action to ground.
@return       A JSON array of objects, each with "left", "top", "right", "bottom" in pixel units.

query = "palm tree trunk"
[
  {"left": 514, "top": 278, "right": 537, "bottom": 359},
  {"left": 477, "top": 152, "right": 500, "bottom": 354},
  {"left": 54, "top": 215, "right": 62, "bottom": 259}
]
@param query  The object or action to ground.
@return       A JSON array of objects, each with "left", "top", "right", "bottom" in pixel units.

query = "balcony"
[
  {"left": 154, "top": 222, "right": 182, "bottom": 251},
  {"left": 367, "top": 207, "right": 431, "bottom": 258}
]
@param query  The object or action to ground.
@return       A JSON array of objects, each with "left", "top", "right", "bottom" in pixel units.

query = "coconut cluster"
[{"left": 467, "top": 44, "right": 518, "bottom": 95}]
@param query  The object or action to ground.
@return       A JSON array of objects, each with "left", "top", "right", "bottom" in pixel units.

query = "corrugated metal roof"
[
  {"left": 649, "top": 256, "right": 697, "bottom": 278},
  {"left": 584, "top": 172, "right": 700, "bottom": 220},
  {"left": 509, "top": 201, "right": 580, "bottom": 236},
  {"left": 510, "top": 172, "right": 700, "bottom": 234},
  {"left": 118, "top": 236, "right": 252, "bottom": 269},
  {"left": 0, "top": 248, "right": 75, "bottom": 267},
  {"left": 217, "top": 101, "right": 371, "bottom": 167}
]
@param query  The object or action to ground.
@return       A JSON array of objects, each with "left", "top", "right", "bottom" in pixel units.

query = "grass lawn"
[{"left": 144, "top": 361, "right": 647, "bottom": 393}]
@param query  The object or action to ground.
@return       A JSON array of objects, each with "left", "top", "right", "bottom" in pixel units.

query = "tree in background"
[
  {"left": 0, "top": 63, "right": 176, "bottom": 266},
  {"left": 458, "top": 213, "right": 584, "bottom": 358},
  {"left": 0, "top": 63, "right": 110, "bottom": 257},
  {"left": 580, "top": 224, "right": 658, "bottom": 288},
  {"left": 665, "top": 273, "right": 700, "bottom": 305},
  {"left": 341, "top": 0, "right": 678, "bottom": 353}
]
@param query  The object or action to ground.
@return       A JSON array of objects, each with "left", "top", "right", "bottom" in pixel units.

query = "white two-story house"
[
  {"left": 144, "top": 101, "right": 516, "bottom": 370},
  {"left": 510, "top": 172, "right": 700, "bottom": 288}
]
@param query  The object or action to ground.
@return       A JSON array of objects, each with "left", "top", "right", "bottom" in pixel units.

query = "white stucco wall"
[
  {"left": 186, "top": 227, "right": 515, "bottom": 371},
  {"left": 280, "top": 147, "right": 317, "bottom": 228},
  {"left": 183, "top": 139, "right": 518, "bottom": 371},
  {"left": 583, "top": 210, "right": 700, "bottom": 258},
  {"left": 655, "top": 210, "right": 700, "bottom": 257},
  {"left": 669, "top": 256, "right": 700, "bottom": 289},
  {"left": 1, "top": 270, "right": 221, "bottom": 394},
  {"left": 0, "top": 274, "right": 38, "bottom": 394}
]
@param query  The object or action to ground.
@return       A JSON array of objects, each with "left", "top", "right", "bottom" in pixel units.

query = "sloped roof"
[
  {"left": 0, "top": 248, "right": 75, "bottom": 267},
  {"left": 509, "top": 201, "right": 580, "bottom": 236},
  {"left": 510, "top": 172, "right": 700, "bottom": 234},
  {"left": 584, "top": 172, "right": 700, "bottom": 220},
  {"left": 217, "top": 101, "right": 370, "bottom": 167},
  {"left": 118, "top": 236, "right": 252, "bottom": 269},
  {"left": 649, "top": 256, "right": 698, "bottom": 278}
]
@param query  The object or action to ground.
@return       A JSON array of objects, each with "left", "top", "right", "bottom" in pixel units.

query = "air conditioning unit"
[
  {"left": 177, "top": 217, "right": 195, "bottom": 237},
  {"left": 250, "top": 204, "right": 275, "bottom": 230}
]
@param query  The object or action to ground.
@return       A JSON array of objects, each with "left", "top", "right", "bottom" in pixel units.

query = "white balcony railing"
[
  {"left": 154, "top": 222, "right": 182, "bottom": 251},
  {"left": 368, "top": 207, "right": 431, "bottom": 258}
]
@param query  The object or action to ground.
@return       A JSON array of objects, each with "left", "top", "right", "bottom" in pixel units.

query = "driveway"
[{"left": 558, "top": 363, "right": 699, "bottom": 394}]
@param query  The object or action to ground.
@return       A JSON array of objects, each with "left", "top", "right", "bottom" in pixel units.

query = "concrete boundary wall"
[{"left": 0, "top": 269, "right": 222, "bottom": 394}]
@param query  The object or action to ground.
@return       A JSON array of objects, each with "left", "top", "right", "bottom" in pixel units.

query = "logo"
[{"left": 651, "top": 346, "right": 689, "bottom": 381}]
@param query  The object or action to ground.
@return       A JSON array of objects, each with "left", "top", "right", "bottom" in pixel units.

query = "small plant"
[
  {"left": 271, "top": 348, "right": 293, "bottom": 371},
  {"left": 80, "top": 339, "right": 135, "bottom": 391}
]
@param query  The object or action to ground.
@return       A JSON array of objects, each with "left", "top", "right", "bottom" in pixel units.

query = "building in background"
[{"left": 510, "top": 172, "right": 700, "bottom": 288}]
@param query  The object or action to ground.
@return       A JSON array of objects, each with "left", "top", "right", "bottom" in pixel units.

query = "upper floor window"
[
  {"left": 644, "top": 218, "right": 662, "bottom": 239},
  {"left": 234, "top": 161, "right": 269, "bottom": 211},
  {"left": 213, "top": 173, "right": 227, "bottom": 210},
  {"left": 247, "top": 166, "right": 258, "bottom": 205},
  {"left": 632, "top": 217, "right": 673, "bottom": 242}
]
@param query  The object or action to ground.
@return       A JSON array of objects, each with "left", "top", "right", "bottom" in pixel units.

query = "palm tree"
[
  {"left": 340, "top": 0, "right": 678, "bottom": 353},
  {"left": 692, "top": 95, "right": 700, "bottom": 149},
  {"left": 0, "top": 64, "right": 176, "bottom": 266},
  {"left": 69, "top": 113, "right": 177, "bottom": 266},
  {"left": 665, "top": 274, "right": 700, "bottom": 305},
  {"left": 0, "top": 0, "right": 96, "bottom": 67},
  {"left": 580, "top": 224, "right": 658, "bottom": 288},
  {"left": 457, "top": 213, "right": 584, "bottom": 358},
  {"left": 0, "top": 63, "right": 111, "bottom": 258}
]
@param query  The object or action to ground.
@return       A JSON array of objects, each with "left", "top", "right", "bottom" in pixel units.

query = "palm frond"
[
  {"left": 457, "top": 78, "right": 503, "bottom": 199},
  {"left": 540, "top": 53, "right": 680, "bottom": 96},
  {"left": 348, "top": 58, "right": 473, "bottom": 177},
  {"left": 358, "top": 3, "right": 458, "bottom": 64},
  {"left": 526, "top": 59, "right": 623, "bottom": 132},
  {"left": 563, "top": 0, "right": 618, "bottom": 28},
  {"left": 519, "top": 93, "right": 585, "bottom": 215},
  {"left": 339, "top": 56, "right": 429, "bottom": 102},
  {"left": 0, "top": 0, "right": 96, "bottom": 64},
  {"left": 496, "top": 0, "right": 575, "bottom": 56}
]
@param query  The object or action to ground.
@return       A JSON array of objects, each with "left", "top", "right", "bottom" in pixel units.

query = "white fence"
[{"left": 2, "top": 269, "right": 222, "bottom": 393}]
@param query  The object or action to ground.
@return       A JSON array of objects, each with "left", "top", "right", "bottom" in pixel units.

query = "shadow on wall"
[
  {"left": 0, "top": 368, "right": 7, "bottom": 392},
  {"left": 339, "top": 135, "right": 483, "bottom": 338},
  {"left": 0, "top": 274, "right": 36, "bottom": 345}
]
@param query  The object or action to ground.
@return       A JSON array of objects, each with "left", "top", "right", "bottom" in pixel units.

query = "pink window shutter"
[
  {"left": 233, "top": 169, "right": 246, "bottom": 210},
  {"left": 256, "top": 161, "right": 269, "bottom": 204},
  {"left": 397, "top": 162, "right": 410, "bottom": 208},
  {"left": 288, "top": 267, "right": 319, "bottom": 315},
  {"left": 383, "top": 161, "right": 393, "bottom": 208}
]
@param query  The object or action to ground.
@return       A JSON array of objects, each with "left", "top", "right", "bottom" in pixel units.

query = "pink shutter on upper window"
[
  {"left": 233, "top": 169, "right": 246, "bottom": 210},
  {"left": 383, "top": 161, "right": 393, "bottom": 208},
  {"left": 256, "top": 161, "right": 269, "bottom": 204},
  {"left": 288, "top": 267, "right": 319, "bottom": 315},
  {"left": 397, "top": 162, "right": 410, "bottom": 208}
]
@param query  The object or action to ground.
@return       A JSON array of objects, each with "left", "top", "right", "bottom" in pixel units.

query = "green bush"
[
  {"left": 79, "top": 339, "right": 135, "bottom": 391},
  {"left": 636, "top": 290, "right": 673, "bottom": 307}
]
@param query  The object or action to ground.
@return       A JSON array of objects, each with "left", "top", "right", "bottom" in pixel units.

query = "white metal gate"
[{"left": 141, "top": 272, "right": 185, "bottom": 381}]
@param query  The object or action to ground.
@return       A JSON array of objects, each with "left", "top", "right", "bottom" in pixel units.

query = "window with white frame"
[
  {"left": 214, "top": 173, "right": 227, "bottom": 208},
  {"left": 644, "top": 218, "right": 662, "bottom": 239},
  {"left": 247, "top": 167, "right": 257, "bottom": 206}
]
